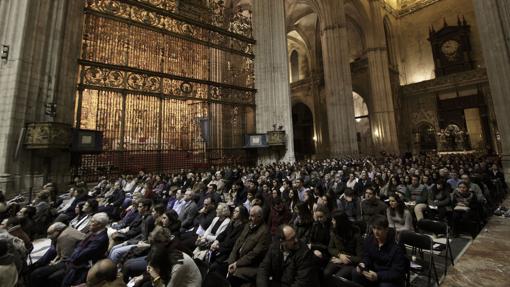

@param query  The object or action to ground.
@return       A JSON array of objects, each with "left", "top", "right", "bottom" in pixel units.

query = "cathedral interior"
[
  {"left": 0, "top": 0, "right": 509, "bottom": 194},
  {"left": 1, "top": 1, "right": 510, "bottom": 287}
]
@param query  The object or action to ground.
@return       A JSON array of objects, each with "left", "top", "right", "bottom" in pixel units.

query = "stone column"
[
  {"left": 311, "top": 75, "right": 329, "bottom": 158},
  {"left": 366, "top": 0, "right": 399, "bottom": 154},
  {"left": 315, "top": 0, "right": 358, "bottom": 156},
  {"left": 473, "top": 0, "right": 510, "bottom": 178},
  {"left": 0, "top": 0, "right": 84, "bottom": 194},
  {"left": 253, "top": 0, "right": 295, "bottom": 162}
]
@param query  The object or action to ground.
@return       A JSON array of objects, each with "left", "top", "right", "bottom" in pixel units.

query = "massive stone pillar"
[
  {"left": 0, "top": 0, "right": 84, "bottom": 194},
  {"left": 366, "top": 0, "right": 399, "bottom": 154},
  {"left": 473, "top": 0, "right": 510, "bottom": 178},
  {"left": 315, "top": 0, "right": 358, "bottom": 156},
  {"left": 253, "top": 0, "right": 295, "bottom": 162}
]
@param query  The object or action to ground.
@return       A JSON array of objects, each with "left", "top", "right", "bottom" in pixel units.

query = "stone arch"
[
  {"left": 292, "top": 102, "right": 315, "bottom": 160},
  {"left": 346, "top": 16, "right": 366, "bottom": 62},
  {"left": 383, "top": 16, "right": 398, "bottom": 68},
  {"left": 290, "top": 49, "right": 299, "bottom": 82},
  {"left": 287, "top": 29, "right": 311, "bottom": 81},
  {"left": 414, "top": 122, "right": 437, "bottom": 151},
  {"left": 353, "top": 91, "right": 372, "bottom": 154}
]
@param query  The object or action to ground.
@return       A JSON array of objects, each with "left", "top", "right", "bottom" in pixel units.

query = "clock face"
[{"left": 441, "top": 40, "right": 460, "bottom": 61}]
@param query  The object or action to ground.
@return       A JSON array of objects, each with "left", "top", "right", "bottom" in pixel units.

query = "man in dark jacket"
[
  {"left": 61, "top": 212, "right": 110, "bottom": 287},
  {"left": 29, "top": 222, "right": 85, "bottom": 287},
  {"left": 352, "top": 215, "right": 407, "bottom": 287},
  {"left": 354, "top": 172, "right": 372, "bottom": 197},
  {"left": 337, "top": 188, "right": 362, "bottom": 223},
  {"left": 361, "top": 187, "right": 387, "bottom": 223},
  {"left": 257, "top": 225, "right": 319, "bottom": 287},
  {"left": 227, "top": 206, "right": 271, "bottom": 287}
]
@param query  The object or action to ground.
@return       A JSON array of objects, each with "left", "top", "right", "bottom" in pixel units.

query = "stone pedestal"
[
  {"left": 473, "top": 0, "right": 510, "bottom": 179},
  {"left": 253, "top": 0, "right": 295, "bottom": 163},
  {"left": 315, "top": 0, "right": 358, "bottom": 156}
]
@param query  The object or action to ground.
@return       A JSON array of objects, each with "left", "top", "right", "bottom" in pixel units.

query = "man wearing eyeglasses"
[{"left": 257, "top": 225, "right": 318, "bottom": 287}]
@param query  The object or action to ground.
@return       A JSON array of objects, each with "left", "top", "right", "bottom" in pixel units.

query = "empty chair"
[
  {"left": 331, "top": 274, "right": 364, "bottom": 287},
  {"left": 399, "top": 230, "right": 439, "bottom": 287},
  {"left": 417, "top": 219, "right": 454, "bottom": 274}
]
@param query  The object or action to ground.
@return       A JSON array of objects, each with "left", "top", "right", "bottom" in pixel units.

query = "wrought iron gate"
[{"left": 74, "top": 0, "right": 256, "bottom": 179}]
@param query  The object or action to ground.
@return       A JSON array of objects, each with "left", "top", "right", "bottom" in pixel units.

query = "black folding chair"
[
  {"left": 203, "top": 271, "right": 230, "bottom": 287},
  {"left": 417, "top": 219, "right": 454, "bottom": 274},
  {"left": 194, "top": 258, "right": 209, "bottom": 284},
  {"left": 399, "top": 230, "right": 439, "bottom": 287},
  {"left": 331, "top": 275, "right": 364, "bottom": 287}
]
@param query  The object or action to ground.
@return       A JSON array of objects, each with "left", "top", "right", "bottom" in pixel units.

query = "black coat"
[
  {"left": 257, "top": 241, "right": 319, "bottom": 287},
  {"left": 361, "top": 230, "right": 408, "bottom": 283},
  {"left": 309, "top": 221, "right": 331, "bottom": 256},
  {"left": 214, "top": 221, "right": 247, "bottom": 262}
]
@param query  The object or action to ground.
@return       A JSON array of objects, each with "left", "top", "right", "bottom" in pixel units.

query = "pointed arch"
[{"left": 383, "top": 16, "right": 398, "bottom": 68}]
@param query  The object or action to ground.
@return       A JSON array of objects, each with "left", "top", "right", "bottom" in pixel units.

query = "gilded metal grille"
[{"left": 74, "top": 0, "right": 256, "bottom": 179}]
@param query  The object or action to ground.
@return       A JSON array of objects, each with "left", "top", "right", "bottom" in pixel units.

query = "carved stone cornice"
[
  {"left": 382, "top": 0, "right": 443, "bottom": 18},
  {"left": 381, "top": 1, "right": 399, "bottom": 17},
  {"left": 401, "top": 68, "right": 489, "bottom": 96},
  {"left": 290, "top": 75, "right": 323, "bottom": 92}
]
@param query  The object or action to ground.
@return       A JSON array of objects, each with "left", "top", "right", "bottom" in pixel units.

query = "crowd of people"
[{"left": 0, "top": 153, "right": 506, "bottom": 287}]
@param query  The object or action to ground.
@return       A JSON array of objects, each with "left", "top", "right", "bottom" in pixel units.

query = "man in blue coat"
[
  {"left": 61, "top": 212, "right": 110, "bottom": 287},
  {"left": 352, "top": 215, "right": 408, "bottom": 287}
]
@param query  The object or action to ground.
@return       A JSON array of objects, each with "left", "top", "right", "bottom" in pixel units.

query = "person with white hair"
[
  {"left": 59, "top": 212, "right": 110, "bottom": 287},
  {"left": 227, "top": 205, "right": 271, "bottom": 287},
  {"left": 193, "top": 202, "right": 231, "bottom": 260}
]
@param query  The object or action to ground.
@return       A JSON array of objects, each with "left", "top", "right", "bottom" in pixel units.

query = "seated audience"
[
  {"left": 146, "top": 244, "right": 202, "bottom": 287},
  {"left": 361, "top": 187, "right": 387, "bottom": 224},
  {"left": 209, "top": 205, "right": 249, "bottom": 276},
  {"left": 29, "top": 222, "right": 85, "bottom": 287},
  {"left": 61, "top": 212, "right": 110, "bottom": 287},
  {"left": 452, "top": 181, "right": 480, "bottom": 237},
  {"left": 426, "top": 180, "right": 451, "bottom": 221},
  {"left": 292, "top": 202, "right": 313, "bottom": 242},
  {"left": 85, "top": 259, "right": 126, "bottom": 287},
  {"left": 352, "top": 215, "right": 407, "bottom": 287},
  {"left": 308, "top": 207, "right": 331, "bottom": 261},
  {"left": 227, "top": 206, "right": 271, "bottom": 287},
  {"left": 337, "top": 188, "right": 362, "bottom": 223},
  {"left": 0, "top": 239, "right": 18, "bottom": 287},
  {"left": 257, "top": 225, "right": 319, "bottom": 287},
  {"left": 406, "top": 175, "right": 429, "bottom": 221},
  {"left": 2, "top": 154, "right": 502, "bottom": 287},
  {"left": 386, "top": 195, "right": 413, "bottom": 233},
  {"left": 324, "top": 211, "right": 363, "bottom": 282}
]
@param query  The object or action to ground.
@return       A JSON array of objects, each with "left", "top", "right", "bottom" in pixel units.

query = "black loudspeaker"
[{"left": 71, "top": 129, "right": 103, "bottom": 153}]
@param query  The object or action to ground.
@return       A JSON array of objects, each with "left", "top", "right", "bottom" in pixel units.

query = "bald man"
[
  {"left": 257, "top": 225, "right": 319, "bottom": 287},
  {"left": 86, "top": 259, "right": 125, "bottom": 287},
  {"left": 29, "top": 223, "right": 85, "bottom": 287},
  {"left": 227, "top": 206, "right": 271, "bottom": 287}
]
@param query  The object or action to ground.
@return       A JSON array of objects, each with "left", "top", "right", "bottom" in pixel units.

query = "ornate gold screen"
[{"left": 74, "top": 0, "right": 256, "bottom": 178}]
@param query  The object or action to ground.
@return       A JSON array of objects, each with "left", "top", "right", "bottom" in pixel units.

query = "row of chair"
[{"left": 400, "top": 219, "right": 455, "bottom": 287}]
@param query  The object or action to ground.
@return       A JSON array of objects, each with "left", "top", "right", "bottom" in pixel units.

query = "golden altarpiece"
[{"left": 74, "top": 0, "right": 256, "bottom": 178}]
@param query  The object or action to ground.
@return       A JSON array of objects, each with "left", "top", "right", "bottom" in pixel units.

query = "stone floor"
[{"left": 442, "top": 197, "right": 510, "bottom": 287}]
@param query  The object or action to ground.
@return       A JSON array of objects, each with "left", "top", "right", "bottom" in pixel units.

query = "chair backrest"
[
  {"left": 399, "top": 230, "right": 432, "bottom": 250},
  {"left": 417, "top": 219, "right": 447, "bottom": 235},
  {"left": 331, "top": 275, "right": 365, "bottom": 287},
  {"left": 203, "top": 271, "right": 230, "bottom": 287},
  {"left": 193, "top": 258, "right": 209, "bottom": 282}
]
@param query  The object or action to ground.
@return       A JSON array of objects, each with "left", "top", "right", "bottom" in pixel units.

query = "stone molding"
[
  {"left": 401, "top": 69, "right": 488, "bottom": 96},
  {"left": 382, "top": 0, "right": 443, "bottom": 18}
]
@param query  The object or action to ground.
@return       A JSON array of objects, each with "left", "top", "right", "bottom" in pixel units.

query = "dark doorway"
[
  {"left": 417, "top": 123, "right": 437, "bottom": 151},
  {"left": 292, "top": 103, "right": 314, "bottom": 161}
]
